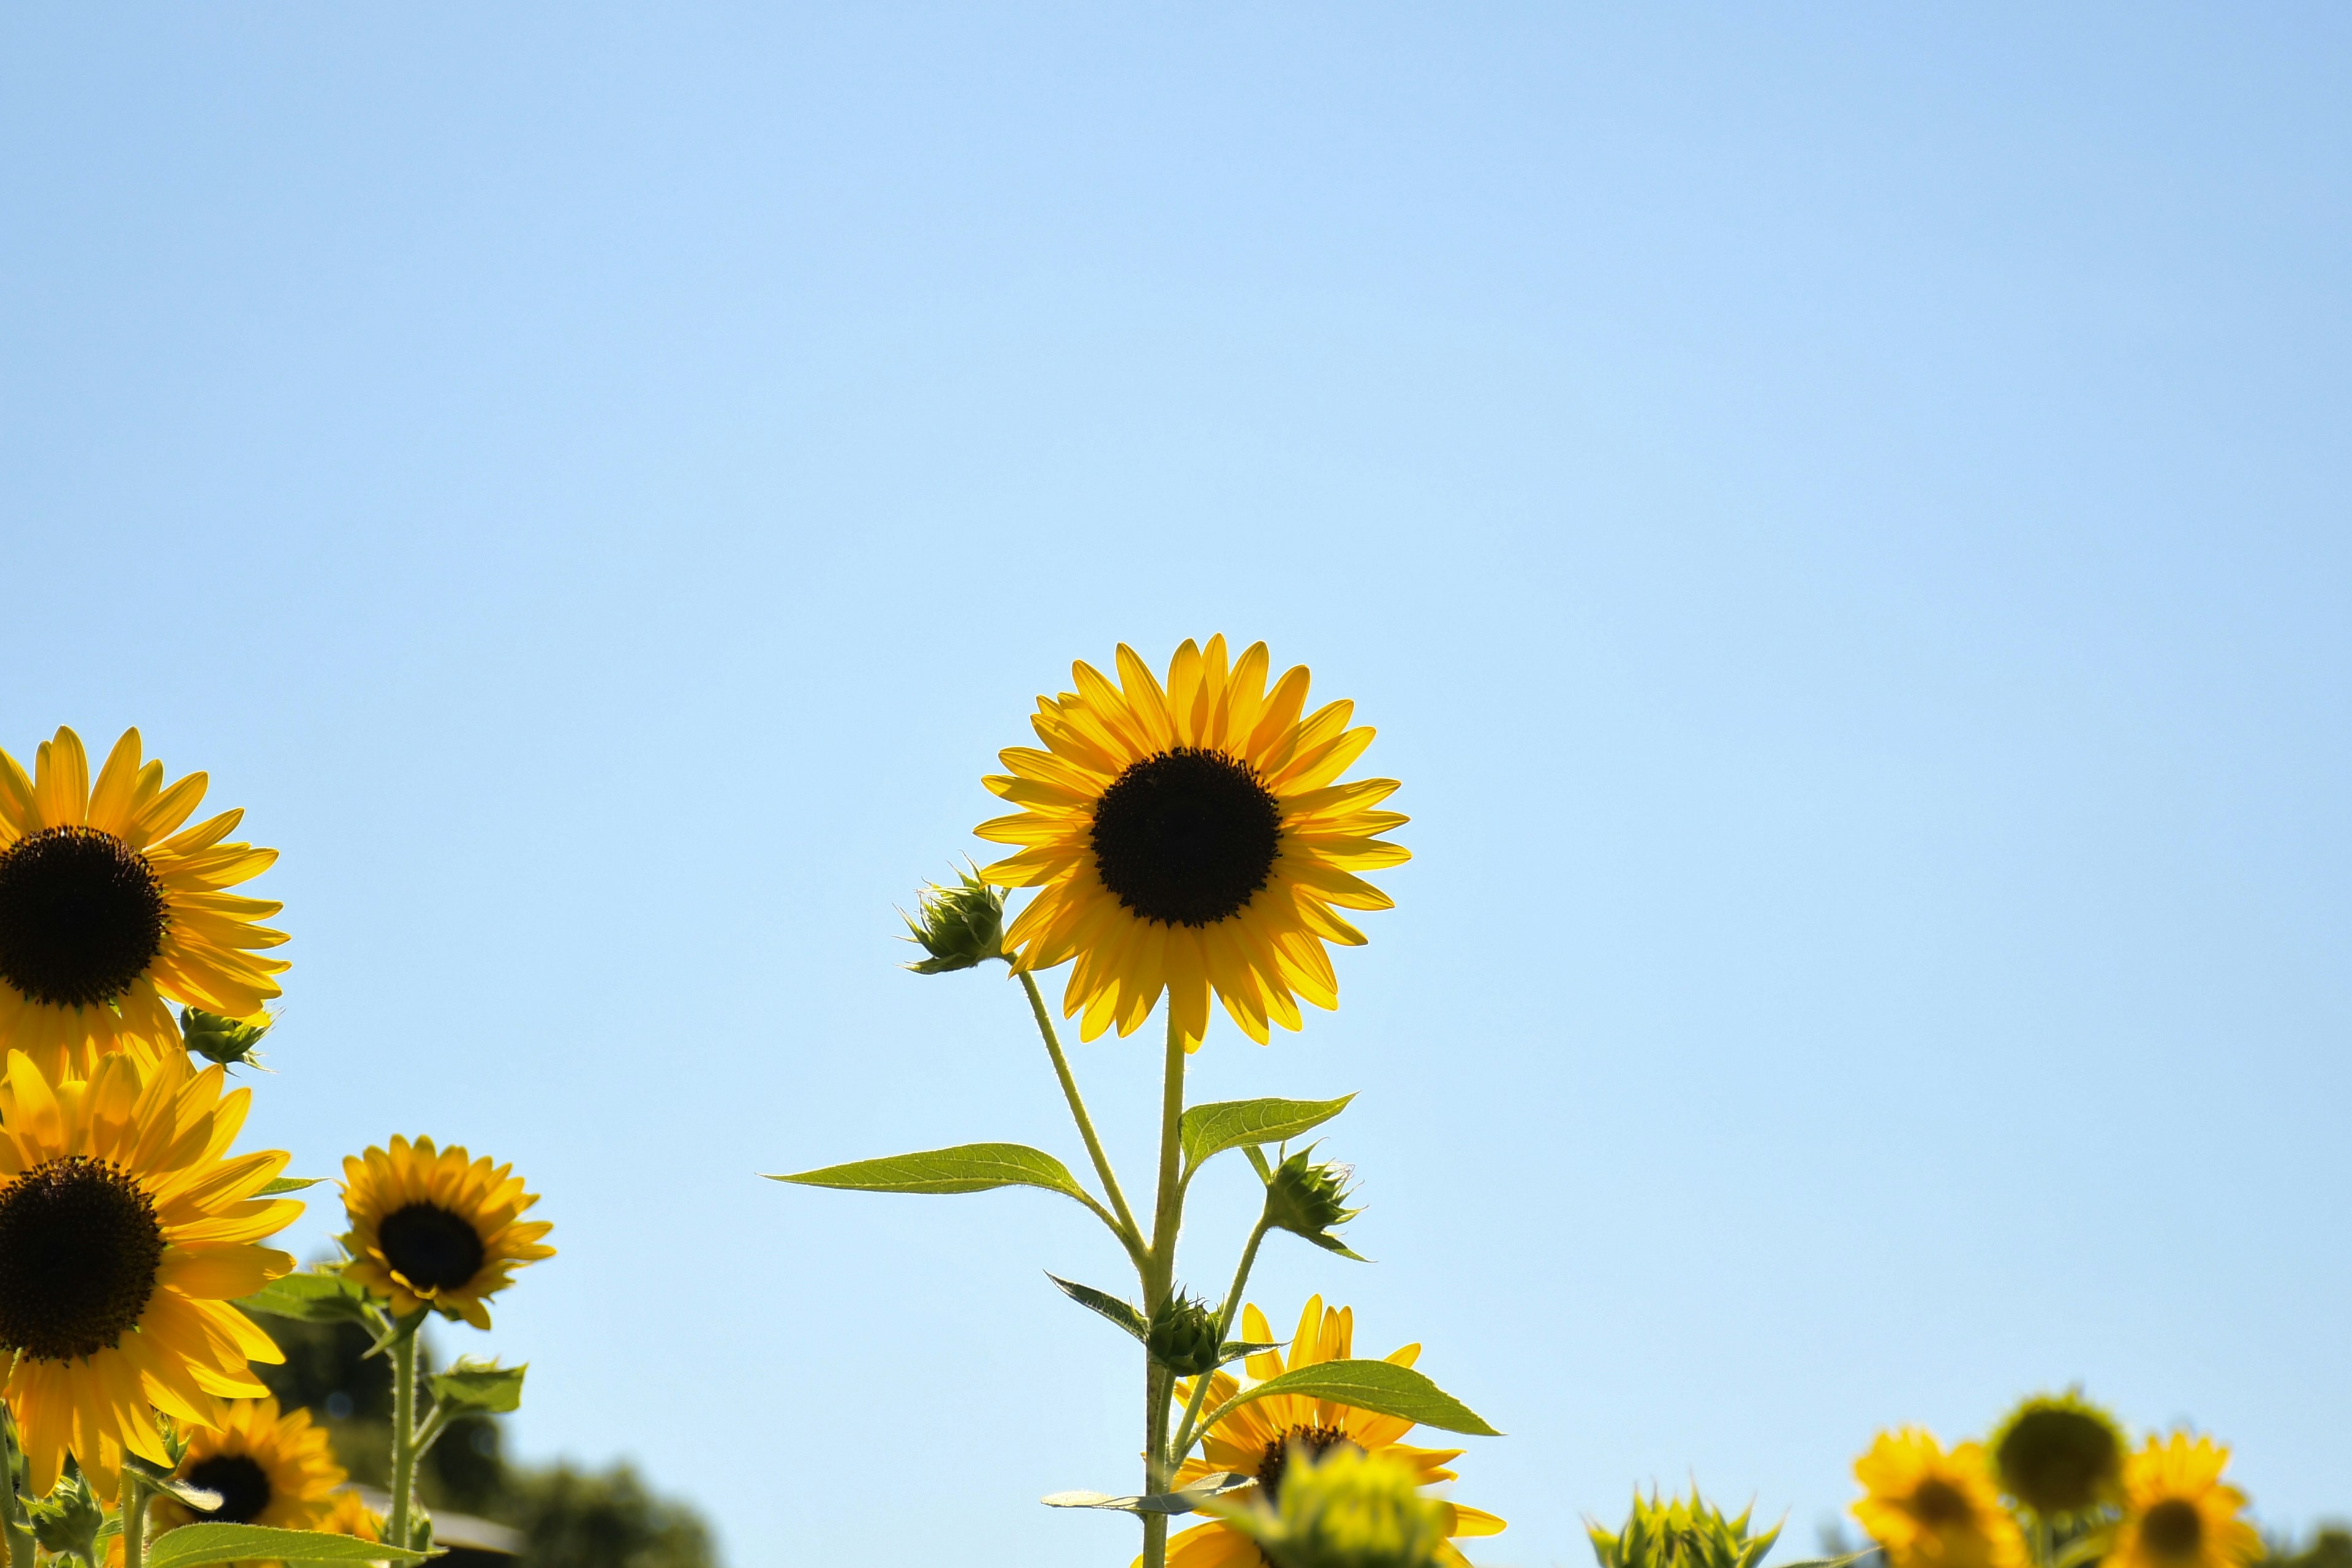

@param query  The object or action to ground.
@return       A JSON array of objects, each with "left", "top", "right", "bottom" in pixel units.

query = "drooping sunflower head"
[
  {"left": 1989, "top": 1391, "right": 2126, "bottom": 1518},
  {"left": 0, "top": 728, "right": 287, "bottom": 1077},
  {"left": 338, "top": 1136, "right": 554, "bottom": 1329},
  {"left": 978, "top": 638, "right": 1408, "bottom": 1049},
  {"left": 150, "top": 1396, "right": 346, "bottom": 1540},
  {"left": 1853, "top": 1429, "right": 2026, "bottom": 1568},
  {"left": 0, "top": 1047, "right": 298, "bottom": 1496},
  {"left": 2109, "top": 1434, "right": 2259, "bottom": 1568},
  {"left": 1151, "top": 1297, "right": 1505, "bottom": 1568}
]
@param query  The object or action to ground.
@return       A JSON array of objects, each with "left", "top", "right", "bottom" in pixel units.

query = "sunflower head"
[
  {"left": 149, "top": 1396, "right": 346, "bottom": 1540},
  {"left": 0, "top": 728, "right": 288, "bottom": 1077},
  {"left": 1147, "top": 1290, "right": 1224, "bottom": 1378},
  {"left": 1265, "top": 1148, "right": 1363, "bottom": 1256},
  {"left": 317, "top": 1488, "right": 385, "bottom": 1541},
  {"left": 179, "top": 1006, "right": 271, "bottom": 1071},
  {"left": 978, "top": 638, "right": 1408, "bottom": 1049},
  {"left": 1989, "top": 1392, "right": 2126, "bottom": 1518},
  {"left": 338, "top": 1136, "right": 554, "bottom": 1329},
  {"left": 2110, "top": 1434, "right": 2260, "bottom": 1568},
  {"left": 900, "top": 865, "right": 1007, "bottom": 974},
  {"left": 1853, "top": 1428, "right": 2026, "bottom": 1568},
  {"left": 1218, "top": 1444, "right": 1451, "bottom": 1568},
  {"left": 1589, "top": 1488, "right": 1781, "bottom": 1568}
]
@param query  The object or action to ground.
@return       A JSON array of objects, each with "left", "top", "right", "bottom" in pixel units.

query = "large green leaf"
[
  {"left": 145, "top": 1523, "right": 426, "bottom": 1567},
  {"left": 430, "top": 1359, "right": 526, "bottom": 1414},
  {"left": 1180, "top": 1096, "right": 1353, "bottom": 1178},
  {"left": 1198, "top": 1358, "right": 1501, "bottom": 1438},
  {"left": 1046, "top": 1274, "right": 1147, "bottom": 1342},
  {"left": 257, "top": 1177, "right": 321, "bottom": 1196},
  {"left": 1042, "top": 1473, "right": 1254, "bottom": 1515},
  {"left": 766, "top": 1144, "right": 1091, "bottom": 1202},
  {"left": 236, "top": 1272, "right": 374, "bottom": 1325}
]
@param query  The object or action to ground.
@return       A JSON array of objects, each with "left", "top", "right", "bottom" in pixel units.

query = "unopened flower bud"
[
  {"left": 28, "top": 1469, "right": 103, "bottom": 1565},
  {"left": 899, "top": 866, "right": 1006, "bottom": 974},
  {"left": 1265, "top": 1148, "right": 1363, "bottom": 1256},
  {"left": 1148, "top": 1291, "right": 1224, "bottom": 1376},
  {"left": 1226, "top": 1446, "right": 1447, "bottom": 1568},
  {"left": 179, "top": 1007, "right": 270, "bottom": 1069}
]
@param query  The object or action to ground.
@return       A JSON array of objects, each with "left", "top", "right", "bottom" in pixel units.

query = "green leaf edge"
[
  {"left": 1197, "top": 1357, "right": 1501, "bottom": 1438},
  {"left": 1046, "top": 1273, "right": 1147, "bottom": 1342},
  {"left": 144, "top": 1522, "right": 427, "bottom": 1567},
  {"left": 1180, "top": 1095, "right": 1355, "bottom": 1178},
  {"left": 764, "top": 1142, "right": 1088, "bottom": 1202}
]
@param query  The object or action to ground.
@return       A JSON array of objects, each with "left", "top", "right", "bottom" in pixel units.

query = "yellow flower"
[
  {"left": 151, "top": 1396, "right": 347, "bottom": 1543},
  {"left": 338, "top": 1136, "right": 554, "bottom": 1329},
  {"left": 0, "top": 1047, "right": 297, "bottom": 1496},
  {"left": 0, "top": 728, "right": 287, "bottom": 1077},
  {"left": 1853, "top": 1428, "right": 2025, "bottom": 1568},
  {"left": 2109, "top": 1434, "right": 2259, "bottom": 1568},
  {"left": 978, "top": 638, "right": 1407, "bottom": 1048},
  {"left": 316, "top": 1488, "right": 385, "bottom": 1540},
  {"left": 1150, "top": 1297, "right": 1505, "bottom": 1568}
]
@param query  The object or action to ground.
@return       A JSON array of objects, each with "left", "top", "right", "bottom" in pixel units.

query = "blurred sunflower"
[
  {"left": 978, "top": 638, "right": 1407, "bottom": 1048},
  {"left": 0, "top": 1047, "right": 297, "bottom": 1496},
  {"left": 1990, "top": 1391, "right": 2125, "bottom": 1517},
  {"left": 2108, "top": 1435, "right": 2258, "bottom": 1568},
  {"left": 0, "top": 728, "right": 287, "bottom": 1076},
  {"left": 316, "top": 1489, "right": 384, "bottom": 1540},
  {"left": 150, "top": 1396, "right": 345, "bottom": 1540},
  {"left": 1853, "top": 1429, "right": 2025, "bottom": 1568},
  {"left": 1151, "top": 1296, "right": 1504, "bottom": 1568},
  {"left": 339, "top": 1136, "right": 554, "bottom": 1329}
]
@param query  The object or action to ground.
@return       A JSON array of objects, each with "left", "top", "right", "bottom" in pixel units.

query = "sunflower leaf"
[
  {"left": 1219, "top": 1341, "right": 1280, "bottom": 1365},
  {"left": 1046, "top": 1273, "right": 1147, "bottom": 1342},
  {"left": 235, "top": 1272, "right": 375, "bottom": 1325},
  {"left": 143, "top": 1523, "right": 428, "bottom": 1567},
  {"left": 1196, "top": 1358, "right": 1501, "bottom": 1438},
  {"left": 257, "top": 1177, "right": 321, "bottom": 1195},
  {"left": 429, "top": 1359, "right": 527, "bottom": 1414},
  {"left": 1042, "top": 1474, "right": 1255, "bottom": 1515},
  {"left": 766, "top": 1143, "right": 1093, "bottom": 1203},
  {"left": 1180, "top": 1096, "right": 1354, "bottom": 1180}
]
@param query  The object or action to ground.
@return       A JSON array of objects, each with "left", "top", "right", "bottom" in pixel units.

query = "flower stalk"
[
  {"left": 118, "top": 1476, "right": 146, "bottom": 1568},
  {"left": 387, "top": 1319, "right": 422, "bottom": 1550}
]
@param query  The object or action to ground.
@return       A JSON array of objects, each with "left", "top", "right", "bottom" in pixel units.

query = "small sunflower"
[
  {"left": 2108, "top": 1434, "right": 2258, "bottom": 1568},
  {"left": 1990, "top": 1391, "right": 2126, "bottom": 1517},
  {"left": 150, "top": 1396, "right": 345, "bottom": 1542},
  {"left": 978, "top": 638, "right": 1408, "bottom": 1049},
  {"left": 316, "top": 1488, "right": 385, "bottom": 1540},
  {"left": 0, "top": 728, "right": 287, "bottom": 1077},
  {"left": 1152, "top": 1296, "right": 1504, "bottom": 1568},
  {"left": 1853, "top": 1428, "right": 2026, "bottom": 1568},
  {"left": 338, "top": 1136, "right": 554, "bottom": 1329},
  {"left": 0, "top": 1047, "right": 297, "bottom": 1496}
]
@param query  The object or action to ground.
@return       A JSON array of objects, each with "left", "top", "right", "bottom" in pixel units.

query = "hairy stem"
[
  {"left": 1140, "top": 1006, "right": 1191, "bottom": 1568},
  {"left": 0, "top": 1399, "right": 32, "bottom": 1568},
  {"left": 1170, "top": 1215, "right": 1272, "bottom": 1464},
  {"left": 118, "top": 1475, "right": 147, "bottom": 1568},
  {"left": 388, "top": 1326, "right": 421, "bottom": 1549},
  {"left": 1016, "top": 968, "right": 1146, "bottom": 1265}
]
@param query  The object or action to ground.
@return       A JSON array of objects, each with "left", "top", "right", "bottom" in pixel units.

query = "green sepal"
[
  {"left": 1042, "top": 1473, "right": 1254, "bottom": 1516},
  {"left": 1302, "top": 1230, "right": 1370, "bottom": 1262},
  {"left": 1180, "top": 1096, "right": 1354, "bottom": 1180},
  {"left": 143, "top": 1523, "right": 428, "bottom": 1567},
  {"left": 1197, "top": 1357, "right": 1501, "bottom": 1438},
  {"left": 766, "top": 1144, "right": 1091, "bottom": 1203},
  {"left": 256, "top": 1177, "right": 320, "bottom": 1196},
  {"left": 1046, "top": 1274, "right": 1147, "bottom": 1342},
  {"left": 1219, "top": 1341, "right": 1280, "bottom": 1365},
  {"left": 1243, "top": 1145, "right": 1273, "bottom": 1181},
  {"left": 235, "top": 1272, "right": 374, "bottom": 1325},
  {"left": 429, "top": 1359, "right": 527, "bottom": 1414}
]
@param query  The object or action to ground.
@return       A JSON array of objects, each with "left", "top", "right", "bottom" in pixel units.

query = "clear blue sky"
[{"left": 4, "top": 6, "right": 2346, "bottom": 1564}]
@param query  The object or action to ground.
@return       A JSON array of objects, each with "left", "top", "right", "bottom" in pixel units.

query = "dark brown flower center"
[
  {"left": 1091, "top": 748, "right": 1281, "bottom": 927},
  {"left": 1910, "top": 1478, "right": 1975, "bottom": 1529},
  {"left": 183, "top": 1453, "right": 272, "bottom": 1524},
  {"left": 1256, "top": 1424, "right": 1356, "bottom": 1505},
  {"left": 0, "top": 826, "right": 169, "bottom": 1008},
  {"left": 1996, "top": 1406, "right": 2120, "bottom": 1515},
  {"left": 2142, "top": 1500, "right": 2205, "bottom": 1561},
  {"left": 379, "top": 1202, "right": 485, "bottom": 1292},
  {"left": 0, "top": 1156, "right": 166, "bottom": 1361}
]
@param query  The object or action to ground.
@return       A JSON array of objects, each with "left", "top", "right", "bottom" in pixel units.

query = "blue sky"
[{"left": 3, "top": 5, "right": 2348, "bottom": 1564}]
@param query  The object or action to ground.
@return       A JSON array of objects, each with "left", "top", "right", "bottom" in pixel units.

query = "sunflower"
[
  {"left": 316, "top": 1488, "right": 385, "bottom": 1540},
  {"left": 338, "top": 1136, "right": 554, "bottom": 1329},
  {"left": 1151, "top": 1296, "right": 1504, "bottom": 1568},
  {"left": 0, "top": 1047, "right": 297, "bottom": 1497},
  {"left": 0, "top": 728, "right": 287, "bottom": 1077},
  {"left": 2108, "top": 1434, "right": 2259, "bottom": 1568},
  {"left": 149, "top": 1396, "right": 345, "bottom": 1542},
  {"left": 1853, "top": 1428, "right": 2026, "bottom": 1568},
  {"left": 978, "top": 638, "right": 1408, "bottom": 1049},
  {"left": 1989, "top": 1391, "right": 2125, "bottom": 1517}
]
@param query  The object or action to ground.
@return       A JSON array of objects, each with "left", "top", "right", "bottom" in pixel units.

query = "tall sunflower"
[
  {"left": 0, "top": 1047, "right": 297, "bottom": 1496},
  {"left": 1153, "top": 1296, "right": 1504, "bottom": 1568},
  {"left": 2108, "top": 1434, "right": 2259, "bottom": 1568},
  {"left": 0, "top": 728, "right": 287, "bottom": 1077},
  {"left": 978, "top": 638, "right": 1407, "bottom": 1048},
  {"left": 1853, "top": 1429, "right": 2025, "bottom": 1568},
  {"left": 149, "top": 1396, "right": 346, "bottom": 1540},
  {"left": 339, "top": 1136, "right": 554, "bottom": 1329}
]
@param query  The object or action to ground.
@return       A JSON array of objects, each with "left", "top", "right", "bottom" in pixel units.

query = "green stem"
[
  {"left": 0, "top": 1397, "right": 32, "bottom": 1568},
  {"left": 119, "top": 1474, "right": 147, "bottom": 1568},
  {"left": 1169, "top": 1216, "right": 1272, "bottom": 1465},
  {"left": 388, "top": 1325, "right": 421, "bottom": 1549},
  {"left": 1140, "top": 1006, "right": 1191, "bottom": 1568},
  {"left": 1016, "top": 968, "right": 1147, "bottom": 1265}
]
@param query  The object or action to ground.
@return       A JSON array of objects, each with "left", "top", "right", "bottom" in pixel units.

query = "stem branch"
[
  {"left": 1016, "top": 969, "right": 1146, "bottom": 1264},
  {"left": 1170, "top": 1216, "right": 1272, "bottom": 1464}
]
